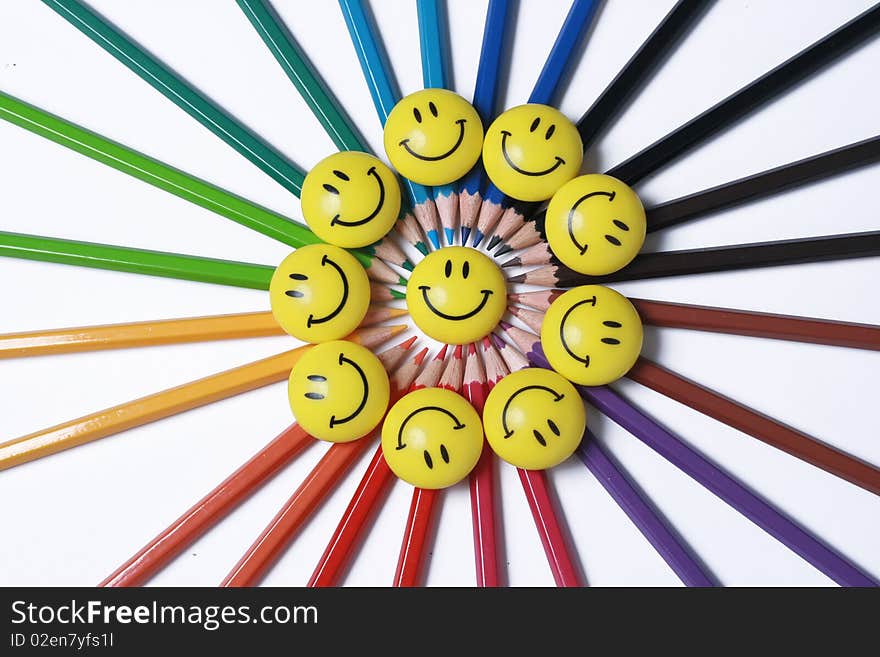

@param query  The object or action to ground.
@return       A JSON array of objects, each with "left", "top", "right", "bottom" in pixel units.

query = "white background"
[{"left": 0, "top": 0, "right": 878, "bottom": 586}]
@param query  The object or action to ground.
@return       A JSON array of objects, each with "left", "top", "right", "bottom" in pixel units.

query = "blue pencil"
[
  {"left": 339, "top": 0, "right": 434, "bottom": 255},
  {"left": 458, "top": 0, "right": 512, "bottom": 245},
  {"left": 473, "top": 0, "right": 599, "bottom": 247},
  {"left": 417, "top": 0, "right": 458, "bottom": 246}
]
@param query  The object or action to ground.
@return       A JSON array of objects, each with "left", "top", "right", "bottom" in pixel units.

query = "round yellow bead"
[
  {"left": 289, "top": 340, "right": 390, "bottom": 443},
  {"left": 382, "top": 387, "right": 483, "bottom": 489},
  {"left": 541, "top": 285, "right": 643, "bottom": 386},
  {"left": 545, "top": 174, "right": 646, "bottom": 275},
  {"left": 483, "top": 368, "right": 585, "bottom": 470},
  {"left": 406, "top": 247, "right": 507, "bottom": 345},
  {"left": 301, "top": 151, "right": 401, "bottom": 248},
  {"left": 269, "top": 244, "right": 369, "bottom": 343},
  {"left": 383, "top": 89, "right": 484, "bottom": 186},
  {"left": 482, "top": 104, "right": 583, "bottom": 202}
]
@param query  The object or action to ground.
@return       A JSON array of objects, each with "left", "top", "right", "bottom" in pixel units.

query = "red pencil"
[
  {"left": 101, "top": 334, "right": 414, "bottom": 587},
  {"left": 309, "top": 347, "right": 445, "bottom": 587},
  {"left": 487, "top": 331, "right": 584, "bottom": 586},
  {"left": 394, "top": 345, "right": 464, "bottom": 586},
  {"left": 465, "top": 342, "right": 501, "bottom": 586}
]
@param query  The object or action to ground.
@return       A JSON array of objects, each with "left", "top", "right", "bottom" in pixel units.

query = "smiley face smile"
[
  {"left": 330, "top": 166, "right": 386, "bottom": 227},
  {"left": 500, "top": 130, "right": 566, "bottom": 176},
  {"left": 287, "top": 254, "right": 349, "bottom": 328},
  {"left": 400, "top": 118, "right": 467, "bottom": 161},
  {"left": 419, "top": 285, "right": 493, "bottom": 321},
  {"left": 326, "top": 352, "right": 371, "bottom": 428}
]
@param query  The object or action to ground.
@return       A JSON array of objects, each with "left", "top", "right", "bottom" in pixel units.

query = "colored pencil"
[
  {"left": 523, "top": 341, "right": 877, "bottom": 586},
  {"left": 236, "top": 0, "right": 412, "bottom": 271},
  {"left": 0, "top": 311, "right": 283, "bottom": 359},
  {"left": 370, "top": 282, "right": 407, "bottom": 302},
  {"left": 507, "top": 289, "right": 564, "bottom": 313},
  {"left": 394, "top": 345, "right": 464, "bottom": 587},
  {"left": 483, "top": 334, "right": 583, "bottom": 585},
  {"left": 474, "top": 0, "right": 600, "bottom": 246},
  {"left": 44, "top": 0, "right": 305, "bottom": 194},
  {"left": 576, "top": 0, "right": 711, "bottom": 152},
  {"left": 507, "top": 306, "right": 544, "bottom": 335},
  {"left": 417, "top": 0, "right": 459, "bottom": 245},
  {"left": 308, "top": 347, "right": 440, "bottom": 586},
  {"left": 507, "top": 231, "right": 880, "bottom": 287},
  {"left": 577, "top": 434, "right": 715, "bottom": 586},
  {"left": 107, "top": 332, "right": 414, "bottom": 586},
  {"left": 360, "top": 305, "right": 410, "bottom": 328},
  {"left": 646, "top": 135, "right": 880, "bottom": 232},
  {"left": 459, "top": 0, "right": 513, "bottom": 244},
  {"left": 472, "top": 0, "right": 600, "bottom": 247},
  {"left": 339, "top": 0, "right": 440, "bottom": 251},
  {"left": 606, "top": 4, "right": 880, "bottom": 186},
  {"left": 0, "top": 325, "right": 402, "bottom": 472},
  {"left": 0, "top": 92, "right": 400, "bottom": 284},
  {"left": 628, "top": 358, "right": 880, "bottom": 495},
  {"left": 464, "top": 342, "right": 502, "bottom": 586},
  {"left": 221, "top": 343, "right": 424, "bottom": 588},
  {"left": 0, "top": 230, "right": 275, "bottom": 289},
  {"left": 630, "top": 297, "right": 880, "bottom": 351}
]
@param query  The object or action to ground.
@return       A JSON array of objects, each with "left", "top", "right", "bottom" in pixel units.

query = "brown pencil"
[
  {"left": 627, "top": 358, "right": 880, "bottom": 495},
  {"left": 508, "top": 289, "right": 564, "bottom": 312},
  {"left": 495, "top": 208, "right": 546, "bottom": 256},
  {"left": 487, "top": 205, "right": 530, "bottom": 252},
  {"left": 501, "top": 241, "right": 554, "bottom": 269},
  {"left": 631, "top": 298, "right": 880, "bottom": 351}
]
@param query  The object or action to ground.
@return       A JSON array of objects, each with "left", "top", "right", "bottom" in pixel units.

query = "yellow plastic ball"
[
  {"left": 482, "top": 368, "right": 585, "bottom": 470},
  {"left": 382, "top": 387, "right": 483, "bottom": 489},
  {"left": 541, "top": 285, "right": 643, "bottom": 386},
  {"left": 482, "top": 104, "right": 583, "bottom": 202},
  {"left": 383, "top": 89, "right": 484, "bottom": 186},
  {"left": 269, "top": 244, "right": 369, "bottom": 343},
  {"left": 300, "top": 151, "right": 402, "bottom": 248},
  {"left": 289, "top": 341, "right": 390, "bottom": 443},
  {"left": 545, "top": 174, "right": 646, "bottom": 275},
  {"left": 406, "top": 247, "right": 506, "bottom": 345}
]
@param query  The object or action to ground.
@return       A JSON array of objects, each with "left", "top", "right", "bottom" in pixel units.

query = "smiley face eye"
[
  {"left": 613, "top": 219, "right": 630, "bottom": 231},
  {"left": 462, "top": 261, "right": 470, "bottom": 278},
  {"left": 530, "top": 117, "right": 540, "bottom": 132},
  {"left": 444, "top": 259, "right": 452, "bottom": 277},
  {"left": 601, "top": 337, "right": 621, "bottom": 345},
  {"left": 413, "top": 107, "right": 422, "bottom": 123},
  {"left": 304, "top": 392, "right": 324, "bottom": 400},
  {"left": 322, "top": 183, "right": 340, "bottom": 195},
  {"left": 603, "top": 321, "right": 622, "bottom": 328},
  {"left": 429, "top": 101, "right": 438, "bottom": 117},
  {"left": 545, "top": 124, "right": 556, "bottom": 140},
  {"left": 332, "top": 170, "right": 350, "bottom": 181},
  {"left": 423, "top": 450, "right": 434, "bottom": 469},
  {"left": 440, "top": 444, "right": 450, "bottom": 463},
  {"left": 547, "top": 419, "right": 560, "bottom": 436}
]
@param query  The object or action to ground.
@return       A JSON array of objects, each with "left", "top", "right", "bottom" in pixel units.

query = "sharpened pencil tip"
[
  {"left": 387, "top": 324, "right": 408, "bottom": 337},
  {"left": 398, "top": 276, "right": 408, "bottom": 286},
  {"left": 487, "top": 235, "right": 502, "bottom": 250},
  {"left": 415, "top": 242, "right": 429, "bottom": 256},
  {"left": 495, "top": 244, "right": 512, "bottom": 257},
  {"left": 427, "top": 230, "right": 441, "bottom": 250},
  {"left": 390, "top": 288, "right": 406, "bottom": 300},
  {"left": 508, "top": 273, "right": 526, "bottom": 284},
  {"left": 414, "top": 347, "right": 429, "bottom": 364},
  {"left": 460, "top": 226, "right": 471, "bottom": 244},
  {"left": 400, "top": 335, "right": 418, "bottom": 350},
  {"left": 472, "top": 230, "right": 485, "bottom": 247},
  {"left": 453, "top": 344, "right": 463, "bottom": 359},
  {"left": 501, "top": 258, "right": 519, "bottom": 269},
  {"left": 436, "top": 344, "right": 449, "bottom": 360},
  {"left": 499, "top": 320, "right": 513, "bottom": 330},
  {"left": 491, "top": 333, "right": 507, "bottom": 349},
  {"left": 468, "top": 343, "right": 477, "bottom": 356},
  {"left": 402, "top": 260, "right": 415, "bottom": 271},
  {"left": 482, "top": 336, "right": 493, "bottom": 349},
  {"left": 444, "top": 227, "right": 455, "bottom": 245}
]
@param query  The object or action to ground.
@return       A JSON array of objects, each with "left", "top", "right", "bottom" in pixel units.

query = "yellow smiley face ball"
[
  {"left": 269, "top": 244, "right": 369, "bottom": 343},
  {"left": 483, "top": 368, "right": 585, "bottom": 470},
  {"left": 546, "top": 174, "right": 646, "bottom": 275},
  {"left": 406, "top": 247, "right": 507, "bottom": 345},
  {"left": 301, "top": 151, "right": 402, "bottom": 248},
  {"left": 383, "top": 89, "right": 483, "bottom": 186},
  {"left": 289, "top": 341, "right": 390, "bottom": 443},
  {"left": 541, "top": 285, "right": 643, "bottom": 386},
  {"left": 482, "top": 104, "right": 583, "bottom": 202},
  {"left": 382, "top": 387, "right": 483, "bottom": 489}
]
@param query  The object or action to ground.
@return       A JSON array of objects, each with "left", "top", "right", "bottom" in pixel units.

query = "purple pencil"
[
  {"left": 528, "top": 345, "right": 876, "bottom": 587},
  {"left": 578, "top": 432, "right": 714, "bottom": 587}
]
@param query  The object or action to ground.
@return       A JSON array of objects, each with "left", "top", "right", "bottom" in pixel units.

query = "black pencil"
[
  {"left": 508, "top": 230, "right": 880, "bottom": 287},
  {"left": 606, "top": 4, "right": 880, "bottom": 186},
  {"left": 489, "top": 0, "right": 712, "bottom": 255},
  {"left": 645, "top": 135, "right": 880, "bottom": 232}
]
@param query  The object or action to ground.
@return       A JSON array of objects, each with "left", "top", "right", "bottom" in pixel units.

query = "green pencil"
[
  {"left": 0, "top": 91, "right": 399, "bottom": 285},
  {"left": 0, "top": 231, "right": 274, "bottom": 289}
]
